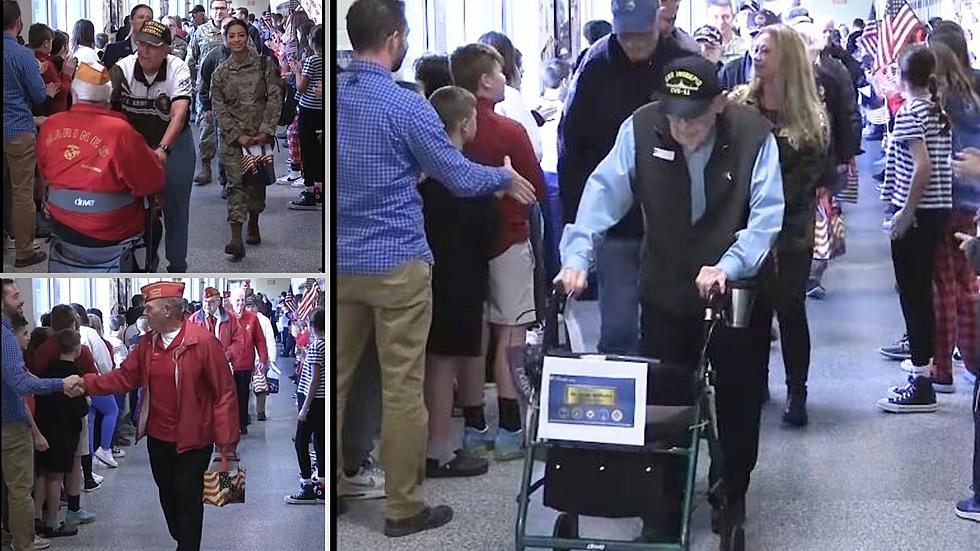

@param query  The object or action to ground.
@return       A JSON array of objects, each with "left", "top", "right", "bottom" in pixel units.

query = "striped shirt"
[
  {"left": 882, "top": 96, "right": 953, "bottom": 210},
  {"left": 297, "top": 337, "right": 325, "bottom": 399},
  {"left": 298, "top": 53, "right": 322, "bottom": 110}
]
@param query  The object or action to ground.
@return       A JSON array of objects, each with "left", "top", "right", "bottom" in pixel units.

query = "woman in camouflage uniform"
[{"left": 211, "top": 19, "right": 282, "bottom": 260}]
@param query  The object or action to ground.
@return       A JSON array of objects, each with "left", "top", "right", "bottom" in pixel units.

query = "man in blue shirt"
[
  {"left": 557, "top": 56, "right": 784, "bottom": 545},
  {"left": 335, "top": 0, "right": 536, "bottom": 538},
  {"left": 3, "top": 1, "right": 49, "bottom": 268},
  {"left": 2, "top": 279, "right": 84, "bottom": 551}
]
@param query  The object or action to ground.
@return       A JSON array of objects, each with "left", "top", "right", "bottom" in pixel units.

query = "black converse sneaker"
[
  {"left": 879, "top": 334, "right": 911, "bottom": 361},
  {"left": 288, "top": 189, "right": 323, "bottom": 211},
  {"left": 877, "top": 376, "right": 937, "bottom": 413},
  {"left": 284, "top": 482, "right": 319, "bottom": 504}
]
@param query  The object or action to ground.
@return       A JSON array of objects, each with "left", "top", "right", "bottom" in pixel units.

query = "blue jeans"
[
  {"left": 160, "top": 127, "right": 195, "bottom": 273},
  {"left": 595, "top": 235, "right": 641, "bottom": 355},
  {"left": 89, "top": 395, "right": 118, "bottom": 452}
]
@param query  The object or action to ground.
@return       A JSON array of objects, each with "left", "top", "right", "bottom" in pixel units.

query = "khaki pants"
[
  {"left": 3, "top": 133, "right": 38, "bottom": 261},
  {"left": 337, "top": 261, "right": 432, "bottom": 520},
  {"left": 2, "top": 424, "right": 35, "bottom": 551}
]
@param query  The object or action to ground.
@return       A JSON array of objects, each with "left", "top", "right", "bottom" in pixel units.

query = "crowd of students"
[
  {"left": 2, "top": 0, "right": 324, "bottom": 271},
  {"left": 336, "top": 0, "right": 980, "bottom": 543},
  {"left": 1, "top": 278, "right": 326, "bottom": 551}
]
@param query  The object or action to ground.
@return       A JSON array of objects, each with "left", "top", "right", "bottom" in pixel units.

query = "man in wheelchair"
[
  {"left": 36, "top": 54, "right": 164, "bottom": 272},
  {"left": 556, "top": 56, "right": 784, "bottom": 544}
]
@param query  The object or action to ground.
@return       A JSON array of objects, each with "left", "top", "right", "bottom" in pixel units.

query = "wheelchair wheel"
[{"left": 552, "top": 512, "right": 579, "bottom": 551}]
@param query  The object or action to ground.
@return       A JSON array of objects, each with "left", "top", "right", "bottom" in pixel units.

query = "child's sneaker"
[
  {"left": 877, "top": 376, "right": 937, "bottom": 413},
  {"left": 284, "top": 482, "right": 319, "bottom": 505},
  {"left": 878, "top": 334, "right": 910, "bottom": 360},
  {"left": 315, "top": 483, "right": 326, "bottom": 504},
  {"left": 66, "top": 508, "right": 96, "bottom": 525},
  {"left": 955, "top": 496, "right": 980, "bottom": 522},
  {"left": 952, "top": 348, "right": 965, "bottom": 369},
  {"left": 339, "top": 466, "right": 386, "bottom": 500},
  {"left": 493, "top": 428, "right": 524, "bottom": 461},
  {"left": 462, "top": 425, "right": 491, "bottom": 455}
]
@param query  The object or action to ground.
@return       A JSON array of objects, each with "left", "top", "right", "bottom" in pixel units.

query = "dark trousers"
[
  {"left": 641, "top": 294, "right": 772, "bottom": 503},
  {"left": 146, "top": 437, "right": 212, "bottom": 551},
  {"left": 341, "top": 342, "right": 382, "bottom": 471},
  {"left": 770, "top": 249, "right": 813, "bottom": 394},
  {"left": 282, "top": 330, "right": 296, "bottom": 357},
  {"left": 891, "top": 209, "right": 946, "bottom": 366},
  {"left": 233, "top": 370, "right": 253, "bottom": 429},
  {"left": 295, "top": 394, "right": 326, "bottom": 479},
  {"left": 297, "top": 106, "right": 323, "bottom": 186}
]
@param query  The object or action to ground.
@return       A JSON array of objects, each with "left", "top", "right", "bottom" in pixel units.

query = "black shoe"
[
  {"left": 284, "top": 482, "right": 318, "bottom": 505},
  {"left": 425, "top": 454, "right": 489, "bottom": 478},
  {"left": 383, "top": 505, "right": 454, "bottom": 537},
  {"left": 289, "top": 189, "right": 322, "bottom": 211},
  {"left": 782, "top": 390, "right": 808, "bottom": 427},
  {"left": 258, "top": 413, "right": 267, "bottom": 421},
  {"left": 14, "top": 251, "right": 47, "bottom": 268},
  {"left": 315, "top": 484, "right": 326, "bottom": 503},
  {"left": 240, "top": 427, "right": 248, "bottom": 435},
  {"left": 877, "top": 376, "right": 937, "bottom": 413},
  {"left": 41, "top": 522, "right": 78, "bottom": 538}
]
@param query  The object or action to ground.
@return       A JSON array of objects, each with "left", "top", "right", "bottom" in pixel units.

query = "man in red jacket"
[
  {"left": 35, "top": 56, "right": 164, "bottom": 271},
  {"left": 188, "top": 286, "right": 244, "bottom": 372},
  {"left": 228, "top": 286, "right": 268, "bottom": 435},
  {"left": 75, "top": 281, "right": 238, "bottom": 551}
]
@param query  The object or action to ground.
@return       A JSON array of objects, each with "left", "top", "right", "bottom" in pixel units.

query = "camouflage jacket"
[
  {"left": 211, "top": 49, "right": 283, "bottom": 146},
  {"left": 186, "top": 20, "right": 223, "bottom": 79}
]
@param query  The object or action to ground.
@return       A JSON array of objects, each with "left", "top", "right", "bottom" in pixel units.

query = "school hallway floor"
[
  {"left": 335, "top": 139, "right": 979, "bottom": 550},
  {"left": 63, "top": 356, "right": 324, "bottom": 551},
  {"left": 2, "top": 122, "right": 323, "bottom": 274}
]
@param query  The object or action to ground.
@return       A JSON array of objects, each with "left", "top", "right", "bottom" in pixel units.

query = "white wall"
[{"left": 337, "top": 0, "right": 355, "bottom": 49}]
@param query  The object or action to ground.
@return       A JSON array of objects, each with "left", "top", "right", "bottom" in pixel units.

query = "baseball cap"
[
  {"left": 693, "top": 25, "right": 723, "bottom": 47},
  {"left": 745, "top": 9, "right": 779, "bottom": 36},
  {"left": 134, "top": 20, "right": 172, "bottom": 47},
  {"left": 785, "top": 7, "right": 812, "bottom": 25},
  {"left": 738, "top": 0, "right": 760, "bottom": 12},
  {"left": 190, "top": 4, "right": 205, "bottom": 14},
  {"left": 611, "top": 0, "right": 659, "bottom": 34},
  {"left": 657, "top": 56, "right": 724, "bottom": 119}
]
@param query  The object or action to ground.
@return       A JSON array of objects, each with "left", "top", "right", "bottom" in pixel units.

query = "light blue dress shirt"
[{"left": 559, "top": 115, "right": 784, "bottom": 280}]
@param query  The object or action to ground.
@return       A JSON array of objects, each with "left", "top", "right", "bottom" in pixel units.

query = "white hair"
[
  {"left": 230, "top": 286, "right": 246, "bottom": 300},
  {"left": 790, "top": 20, "right": 823, "bottom": 62}
]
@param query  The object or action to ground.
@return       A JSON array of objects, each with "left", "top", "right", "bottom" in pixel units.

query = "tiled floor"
[{"left": 336, "top": 139, "right": 979, "bottom": 550}]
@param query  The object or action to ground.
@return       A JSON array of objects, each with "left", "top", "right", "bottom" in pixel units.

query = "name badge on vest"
[{"left": 652, "top": 147, "right": 675, "bottom": 161}]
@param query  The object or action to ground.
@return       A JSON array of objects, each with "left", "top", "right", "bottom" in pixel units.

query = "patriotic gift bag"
[
  {"left": 241, "top": 143, "right": 277, "bottom": 187},
  {"left": 203, "top": 452, "right": 246, "bottom": 507},
  {"left": 251, "top": 369, "right": 269, "bottom": 395},
  {"left": 267, "top": 364, "right": 281, "bottom": 395}
]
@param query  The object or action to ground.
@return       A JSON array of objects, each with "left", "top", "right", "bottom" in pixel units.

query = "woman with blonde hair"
[{"left": 731, "top": 24, "right": 833, "bottom": 427}]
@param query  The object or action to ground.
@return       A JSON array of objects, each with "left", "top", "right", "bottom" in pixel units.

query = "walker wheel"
[{"left": 552, "top": 512, "right": 579, "bottom": 551}]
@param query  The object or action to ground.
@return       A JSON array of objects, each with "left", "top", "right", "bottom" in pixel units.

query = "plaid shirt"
[
  {"left": 2, "top": 315, "right": 63, "bottom": 425},
  {"left": 3, "top": 34, "right": 47, "bottom": 140},
  {"left": 337, "top": 60, "right": 511, "bottom": 276}
]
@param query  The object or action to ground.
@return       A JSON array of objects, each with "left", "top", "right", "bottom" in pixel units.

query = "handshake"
[{"left": 62, "top": 375, "right": 85, "bottom": 398}]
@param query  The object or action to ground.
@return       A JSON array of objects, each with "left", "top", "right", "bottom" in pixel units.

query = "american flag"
[
  {"left": 296, "top": 279, "right": 321, "bottom": 320},
  {"left": 877, "top": 0, "right": 919, "bottom": 68},
  {"left": 284, "top": 285, "right": 297, "bottom": 315},
  {"left": 856, "top": 5, "right": 878, "bottom": 61}
]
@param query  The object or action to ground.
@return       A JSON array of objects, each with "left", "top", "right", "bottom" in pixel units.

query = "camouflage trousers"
[
  {"left": 219, "top": 134, "right": 266, "bottom": 225},
  {"left": 198, "top": 111, "right": 218, "bottom": 161}
]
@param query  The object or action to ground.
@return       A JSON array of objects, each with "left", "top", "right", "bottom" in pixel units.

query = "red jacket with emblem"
[
  {"left": 228, "top": 309, "right": 269, "bottom": 371},
  {"left": 36, "top": 104, "right": 164, "bottom": 242},
  {"left": 81, "top": 320, "right": 240, "bottom": 454},
  {"left": 188, "top": 308, "right": 244, "bottom": 369}
]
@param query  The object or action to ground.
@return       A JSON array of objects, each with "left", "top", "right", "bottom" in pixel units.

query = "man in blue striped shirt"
[
  {"left": 3, "top": 1, "right": 49, "bottom": 267},
  {"left": 2, "top": 279, "right": 84, "bottom": 550},
  {"left": 336, "top": 0, "right": 536, "bottom": 538}
]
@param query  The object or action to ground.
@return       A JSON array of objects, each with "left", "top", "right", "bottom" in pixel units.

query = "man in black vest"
[
  {"left": 557, "top": 56, "right": 785, "bottom": 543},
  {"left": 558, "top": 0, "right": 691, "bottom": 356}
]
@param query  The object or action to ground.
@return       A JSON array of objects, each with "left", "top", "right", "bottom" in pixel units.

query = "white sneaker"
[
  {"left": 901, "top": 359, "right": 932, "bottom": 375},
  {"left": 338, "top": 466, "right": 386, "bottom": 500},
  {"left": 111, "top": 446, "right": 126, "bottom": 458},
  {"left": 290, "top": 178, "right": 307, "bottom": 189},
  {"left": 92, "top": 472, "right": 104, "bottom": 484},
  {"left": 33, "top": 535, "right": 51, "bottom": 550},
  {"left": 94, "top": 447, "right": 119, "bottom": 468},
  {"left": 276, "top": 169, "right": 303, "bottom": 186}
]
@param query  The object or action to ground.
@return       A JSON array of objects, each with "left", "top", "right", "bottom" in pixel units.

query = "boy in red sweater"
[{"left": 449, "top": 43, "right": 545, "bottom": 459}]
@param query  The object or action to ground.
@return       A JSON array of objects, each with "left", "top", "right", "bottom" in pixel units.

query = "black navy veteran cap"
[
  {"left": 135, "top": 20, "right": 172, "bottom": 47},
  {"left": 657, "top": 56, "right": 724, "bottom": 119}
]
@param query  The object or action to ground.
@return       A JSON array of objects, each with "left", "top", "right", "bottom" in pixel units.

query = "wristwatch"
[{"left": 158, "top": 144, "right": 171, "bottom": 156}]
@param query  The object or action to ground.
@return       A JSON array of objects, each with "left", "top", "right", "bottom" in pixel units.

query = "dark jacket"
[
  {"left": 101, "top": 38, "right": 135, "bottom": 69},
  {"left": 719, "top": 52, "right": 752, "bottom": 91},
  {"left": 824, "top": 43, "right": 865, "bottom": 88},
  {"left": 815, "top": 54, "right": 862, "bottom": 164},
  {"left": 558, "top": 33, "right": 691, "bottom": 238}
]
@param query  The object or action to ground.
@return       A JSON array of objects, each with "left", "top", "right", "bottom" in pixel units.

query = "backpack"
[{"left": 260, "top": 55, "right": 297, "bottom": 127}]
